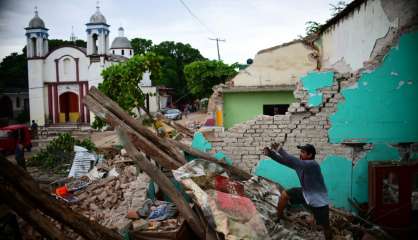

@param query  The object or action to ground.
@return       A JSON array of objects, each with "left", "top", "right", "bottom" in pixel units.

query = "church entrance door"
[
  {"left": 0, "top": 96, "right": 13, "bottom": 123},
  {"left": 59, "top": 92, "right": 79, "bottom": 123}
]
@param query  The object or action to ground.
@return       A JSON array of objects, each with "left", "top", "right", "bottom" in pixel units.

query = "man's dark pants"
[{"left": 286, "top": 187, "right": 330, "bottom": 226}]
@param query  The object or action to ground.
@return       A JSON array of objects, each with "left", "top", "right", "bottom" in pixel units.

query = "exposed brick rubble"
[
  {"left": 211, "top": 73, "right": 356, "bottom": 173},
  {"left": 69, "top": 154, "right": 150, "bottom": 231}
]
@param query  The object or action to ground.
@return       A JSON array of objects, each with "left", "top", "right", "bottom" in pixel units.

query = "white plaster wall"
[
  {"left": 319, "top": 0, "right": 397, "bottom": 72},
  {"left": 111, "top": 48, "right": 133, "bottom": 58},
  {"left": 60, "top": 57, "right": 76, "bottom": 82},
  {"left": 43, "top": 47, "right": 89, "bottom": 83},
  {"left": 233, "top": 41, "right": 316, "bottom": 87},
  {"left": 28, "top": 60, "right": 46, "bottom": 125}
]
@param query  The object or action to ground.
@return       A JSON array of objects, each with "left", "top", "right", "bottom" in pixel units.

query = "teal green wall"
[
  {"left": 301, "top": 71, "right": 334, "bottom": 107},
  {"left": 255, "top": 159, "right": 300, "bottom": 188},
  {"left": 255, "top": 144, "right": 401, "bottom": 210},
  {"left": 329, "top": 32, "right": 418, "bottom": 143},
  {"left": 223, "top": 91, "right": 295, "bottom": 129}
]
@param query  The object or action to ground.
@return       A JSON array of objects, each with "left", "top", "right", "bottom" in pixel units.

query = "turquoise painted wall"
[
  {"left": 254, "top": 144, "right": 401, "bottom": 210},
  {"left": 329, "top": 32, "right": 418, "bottom": 144},
  {"left": 223, "top": 91, "right": 295, "bottom": 129},
  {"left": 301, "top": 71, "right": 334, "bottom": 107},
  {"left": 255, "top": 159, "right": 300, "bottom": 188}
]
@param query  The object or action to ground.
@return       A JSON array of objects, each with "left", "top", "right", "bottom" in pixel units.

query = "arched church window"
[
  {"left": 112, "top": 50, "right": 115, "bottom": 54},
  {"left": 92, "top": 34, "right": 98, "bottom": 54},
  {"left": 63, "top": 58, "right": 71, "bottom": 75},
  {"left": 122, "top": 49, "right": 125, "bottom": 55},
  {"left": 130, "top": 50, "right": 132, "bottom": 55},
  {"left": 16, "top": 97, "right": 20, "bottom": 108},
  {"left": 31, "top": 37, "right": 37, "bottom": 57},
  {"left": 43, "top": 39, "right": 48, "bottom": 55}
]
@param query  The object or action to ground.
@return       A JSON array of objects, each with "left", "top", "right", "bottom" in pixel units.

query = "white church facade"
[{"left": 26, "top": 6, "right": 133, "bottom": 125}]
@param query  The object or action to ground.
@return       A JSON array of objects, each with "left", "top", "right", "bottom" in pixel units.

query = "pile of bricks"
[{"left": 69, "top": 155, "right": 150, "bottom": 231}]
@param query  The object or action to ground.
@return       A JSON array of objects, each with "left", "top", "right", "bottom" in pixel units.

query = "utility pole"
[{"left": 209, "top": 38, "right": 225, "bottom": 61}]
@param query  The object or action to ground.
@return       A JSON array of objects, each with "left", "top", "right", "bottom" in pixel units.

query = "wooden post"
[
  {"left": 0, "top": 184, "right": 69, "bottom": 240},
  {"left": 0, "top": 156, "right": 123, "bottom": 240},
  {"left": 118, "top": 129, "right": 205, "bottom": 239}
]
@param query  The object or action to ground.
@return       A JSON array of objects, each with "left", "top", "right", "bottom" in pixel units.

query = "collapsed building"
[{"left": 207, "top": 0, "right": 418, "bottom": 235}]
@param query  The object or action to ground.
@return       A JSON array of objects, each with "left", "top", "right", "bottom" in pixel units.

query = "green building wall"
[{"left": 223, "top": 91, "right": 295, "bottom": 129}]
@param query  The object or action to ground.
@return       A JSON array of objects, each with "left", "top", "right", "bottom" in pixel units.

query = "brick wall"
[{"left": 211, "top": 73, "right": 359, "bottom": 173}]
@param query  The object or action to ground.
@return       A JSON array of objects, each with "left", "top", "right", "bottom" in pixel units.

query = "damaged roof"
[{"left": 319, "top": 0, "right": 367, "bottom": 34}]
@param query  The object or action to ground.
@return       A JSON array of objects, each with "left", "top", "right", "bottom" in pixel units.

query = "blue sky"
[{"left": 0, "top": 0, "right": 345, "bottom": 63}]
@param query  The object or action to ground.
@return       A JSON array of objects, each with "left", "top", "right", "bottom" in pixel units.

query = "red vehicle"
[{"left": 0, "top": 124, "right": 32, "bottom": 155}]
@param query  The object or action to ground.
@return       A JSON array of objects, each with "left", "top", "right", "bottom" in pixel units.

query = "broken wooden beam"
[
  {"left": 167, "top": 138, "right": 252, "bottom": 180},
  {"left": 164, "top": 119, "right": 195, "bottom": 138},
  {"left": 88, "top": 87, "right": 187, "bottom": 165},
  {"left": 0, "top": 156, "right": 123, "bottom": 240},
  {"left": 118, "top": 128, "right": 205, "bottom": 239},
  {"left": 84, "top": 94, "right": 182, "bottom": 170},
  {"left": 0, "top": 183, "right": 69, "bottom": 240}
]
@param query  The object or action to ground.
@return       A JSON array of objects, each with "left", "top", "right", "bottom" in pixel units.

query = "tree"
[
  {"left": 0, "top": 52, "right": 28, "bottom": 89},
  {"left": 184, "top": 60, "right": 237, "bottom": 99},
  {"left": 131, "top": 38, "right": 153, "bottom": 56},
  {"left": 92, "top": 53, "right": 161, "bottom": 129},
  {"left": 151, "top": 41, "right": 205, "bottom": 100}
]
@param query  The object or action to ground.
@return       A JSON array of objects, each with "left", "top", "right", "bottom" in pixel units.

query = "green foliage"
[
  {"left": 151, "top": 41, "right": 206, "bottom": 99},
  {"left": 48, "top": 39, "right": 87, "bottom": 49},
  {"left": 29, "top": 133, "right": 96, "bottom": 171},
  {"left": 131, "top": 38, "right": 153, "bottom": 56},
  {"left": 0, "top": 53, "right": 28, "bottom": 89},
  {"left": 305, "top": 21, "right": 322, "bottom": 36},
  {"left": 16, "top": 110, "right": 30, "bottom": 124},
  {"left": 184, "top": 60, "right": 237, "bottom": 98},
  {"left": 93, "top": 53, "right": 161, "bottom": 129}
]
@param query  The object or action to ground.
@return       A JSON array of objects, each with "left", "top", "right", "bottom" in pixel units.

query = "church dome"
[
  {"left": 89, "top": 6, "right": 107, "bottom": 24},
  {"left": 111, "top": 37, "right": 132, "bottom": 49},
  {"left": 28, "top": 9, "right": 45, "bottom": 28},
  {"left": 110, "top": 27, "right": 132, "bottom": 49}
]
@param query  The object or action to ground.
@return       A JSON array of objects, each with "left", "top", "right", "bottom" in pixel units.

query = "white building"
[{"left": 26, "top": 6, "right": 133, "bottom": 125}]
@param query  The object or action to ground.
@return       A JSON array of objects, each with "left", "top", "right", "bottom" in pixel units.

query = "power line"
[{"left": 178, "top": 0, "right": 215, "bottom": 35}]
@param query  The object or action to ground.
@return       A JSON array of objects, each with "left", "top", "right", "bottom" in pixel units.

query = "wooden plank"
[
  {"left": 88, "top": 87, "right": 186, "bottom": 165},
  {"left": 166, "top": 138, "right": 252, "bottom": 180},
  {"left": 84, "top": 95, "right": 182, "bottom": 170},
  {"left": 0, "top": 184, "right": 69, "bottom": 240},
  {"left": 0, "top": 156, "right": 123, "bottom": 240},
  {"left": 118, "top": 129, "right": 205, "bottom": 239}
]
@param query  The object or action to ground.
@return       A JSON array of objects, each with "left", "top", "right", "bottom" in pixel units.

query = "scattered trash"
[
  {"left": 148, "top": 201, "right": 177, "bottom": 221},
  {"left": 68, "top": 145, "right": 96, "bottom": 178}
]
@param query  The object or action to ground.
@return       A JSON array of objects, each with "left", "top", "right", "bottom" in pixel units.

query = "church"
[{"left": 25, "top": 6, "right": 134, "bottom": 125}]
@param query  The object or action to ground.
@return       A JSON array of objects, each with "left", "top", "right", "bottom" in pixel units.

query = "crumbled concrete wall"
[
  {"left": 207, "top": 29, "right": 418, "bottom": 210},
  {"left": 211, "top": 72, "right": 353, "bottom": 172}
]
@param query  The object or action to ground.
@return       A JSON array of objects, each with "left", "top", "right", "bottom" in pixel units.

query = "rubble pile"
[{"left": 69, "top": 153, "right": 150, "bottom": 230}]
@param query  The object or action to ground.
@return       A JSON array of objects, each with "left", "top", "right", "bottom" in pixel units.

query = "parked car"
[
  {"left": 0, "top": 124, "right": 32, "bottom": 155},
  {"left": 162, "top": 109, "right": 182, "bottom": 120}
]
